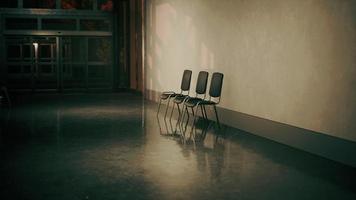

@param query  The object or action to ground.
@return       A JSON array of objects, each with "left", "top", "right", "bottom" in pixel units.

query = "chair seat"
[
  {"left": 185, "top": 97, "right": 203, "bottom": 107},
  {"left": 160, "top": 92, "right": 177, "bottom": 99},
  {"left": 199, "top": 100, "right": 217, "bottom": 105},
  {"left": 173, "top": 94, "right": 188, "bottom": 103}
]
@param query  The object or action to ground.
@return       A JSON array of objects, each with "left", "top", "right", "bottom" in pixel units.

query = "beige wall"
[{"left": 145, "top": 0, "right": 356, "bottom": 142}]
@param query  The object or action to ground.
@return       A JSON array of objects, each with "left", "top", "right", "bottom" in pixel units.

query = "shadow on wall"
[{"left": 145, "top": 0, "right": 356, "bottom": 142}]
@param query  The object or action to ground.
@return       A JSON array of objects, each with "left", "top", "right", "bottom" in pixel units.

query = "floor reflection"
[
  {"left": 145, "top": 100, "right": 356, "bottom": 199},
  {"left": 156, "top": 109, "right": 227, "bottom": 183},
  {"left": 0, "top": 94, "right": 355, "bottom": 200}
]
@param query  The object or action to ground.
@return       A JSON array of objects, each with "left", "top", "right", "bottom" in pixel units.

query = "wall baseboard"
[{"left": 146, "top": 89, "right": 356, "bottom": 168}]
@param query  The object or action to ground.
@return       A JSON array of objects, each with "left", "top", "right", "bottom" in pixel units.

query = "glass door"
[
  {"left": 87, "top": 37, "right": 112, "bottom": 88},
  {"left": 4, "top": 35, "right": 113, "bottom": 91},
  {"left": 61, "top": 37, "right": 87, "bottom": 89},
  {"left": 60, "top": 36, "right": 112, "bottom": 90},
  {"left": 5, "top": 36, "right": 58, "bottom": 91},
  {"left": 5, "top": 37, "right": 34, "bottom": 90},
  {"left": 33, "top": 37, "right": 58, "bottom": 90}
]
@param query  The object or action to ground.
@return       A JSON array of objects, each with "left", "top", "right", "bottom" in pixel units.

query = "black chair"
[
  {"left": 180, "top": 71, "right": 209, "bottom": 125},
  {"left": 157, "top": 70, "right": 192, "bottom": 118},
  {"left": 195, "top": 72, "right": 224, "bottom": 128},
  {"left": 169, "top": 71, "right": 207, "bottom": 121}
]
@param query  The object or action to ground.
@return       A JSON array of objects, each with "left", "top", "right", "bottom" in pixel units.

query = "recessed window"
[
  {"left": 62, "top": 38, "right": 86, "bottom": 62},
  {"left": 23, "top": 65, "right": 32, "bottom": 73},
  {"left": 6, "top": 18, "right": 38, "bottom": 30},
  {"left": 61, "top": 0, "right": 93, "bottom": 10},
  {"left": 40, "top": 65, "right": 53, "bottom": 73},
  {"left": 39, "top": 45, "right": 52, "bottom": 59},
  {"left": 0, "top": 0, "right": 18, "bottom": 8},
  {"left": 98, "top": 0, "right": 113, "bottom": 11},
  {"left": 23, "top": 45, "right": 35, "bottom": 59},
  {"left": 8, "top": 65, "right": 22, "bottom": 74},
  {"left": 88, "top": 38, "right": 112, "bottom": 62},
  {"left": 23, "top": 0, "right": 56, "bottom": 9},
  {"left": 71, "top": 65, "right": 85, "bottom": 78},
  {"left": 88, "top": 65, "right": 106, "bottom": 78},
  {"left": 7, "top": 45, "right": 21, "bottom": 60},
  {"left": 80, "top": 19, "right": 110, "bottom": 31},
  {"left": 42, "top": 19, "right": 76, "bottom": 30}
]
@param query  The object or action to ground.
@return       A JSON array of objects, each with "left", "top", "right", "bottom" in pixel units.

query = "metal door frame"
[
  {"left": 3, "top": 36, "right": 60, "bottom": 92},
  {"left": 0, "top": 2, "right": 125, "bottom": 91}
]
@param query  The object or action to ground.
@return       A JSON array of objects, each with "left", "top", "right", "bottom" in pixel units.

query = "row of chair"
[{"left": 157, "top": 70, "right": 224, "bottom": 128}]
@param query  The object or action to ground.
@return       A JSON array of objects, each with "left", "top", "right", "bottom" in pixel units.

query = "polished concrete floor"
[{"left": 0, "top": 93, "right": 355, "bottom": 200}]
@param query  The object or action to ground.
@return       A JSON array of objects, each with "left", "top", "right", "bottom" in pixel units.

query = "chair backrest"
[
  {"left": 180, "top": 70, "right": 192, "bottom": 91},
  {"left": 209, "top": 72, "right": 224, "bottom": 98},
  {"left": 196, "top": 71, "right": 209, "bottom": 95}
]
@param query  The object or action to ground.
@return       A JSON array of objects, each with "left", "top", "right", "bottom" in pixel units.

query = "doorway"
[
  {"left": 4, "top": 35, "right": 113, "bottom": 91},
  {"left": 5, "top": 36, "right": 57, "bottom": 90}
]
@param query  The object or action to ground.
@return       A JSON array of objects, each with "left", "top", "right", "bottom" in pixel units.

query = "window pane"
[
  {"left": 23, "top": 45, "right": 34, "bottom": 59},
  {"left": 0, "top": 0, "right": 18, "bottom": 8},
  {"left": 6, "top": 18, "right": 38, "bottom": 30},
  {"left": 8, "top": 65, "right": 22, "bottom": 74},
  {"left": 88, "top": 38, "right": 112, "bottom": 62},
  {"left": 98, "top": 0, "right": 113, "bottom": 11},
  {"left": 23, "top": 0, "right": 56, "bottom": 9},
  {"left": 80, "top": 19, "right": 110, "bottom": 31},
  {"left": 61, "top": 0, "right": 93, "bottom": 10},
  {"left": 88, "top": 65, "right": 106, "bottom": 78},
  {"left": 39, "top": 45, "right": 52, "bottom": 59},
  {"left": 62, "top": 64, "right": 86, "bottom": 88},
  {"left": 7, "top": 45, "right": 21, "bottom": 59},
  {"left": 62, "top": 37, "right": 86, "bottom": 62},
  {"left": 42, "top": 19, "right": 76, "bottom": 30},
  {"left": 40, "top": 65, "right": 53, "bottom": 73},
  {"left": 23, "top": 65, "right": 32, "bottom": 73}
]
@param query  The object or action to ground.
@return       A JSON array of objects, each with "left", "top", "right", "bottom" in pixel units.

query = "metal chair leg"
[
  {"left": 156, "top": 99, "right": 162, "bottom": 116},
  {"left": 180, "top": 104, "right": 187, "bottom": 126},
  {"left": 175, "top": 104, "right": 183, "bottom": 126},
  {"left": 200, "top": 105, "right": 207, "bottom": 120},
  {"left": 193, "top": 104, "right": 200, "bottom": 128},
  {"left": 190, "top": 107, "right": 195, "bottom": 116},
  {"left": 185, "top": 106, "right": 190, "bottom": 124},
  {"left": 174, "top": 104, "right": 182, "bottom": 133},
  {"left": 181, "top": 105, "right": 189, "bottom": 132},
  {"left": 164, "top": 98, "right": 171, "bottom": 118},
  {"left": 177, "top": 104, "right": 181, "bottom": 120},
  {"left": 181, "top": 105, "right": 190, "bottom": 130},
  {"left": 203, "top": 105, "right": 208, "bottom": 119},
  {"left": 157, "top": 114, "right": 163, "bottom": 134},
  {"left": 169, "top": 102, "right": 175, "bottom": 121}
]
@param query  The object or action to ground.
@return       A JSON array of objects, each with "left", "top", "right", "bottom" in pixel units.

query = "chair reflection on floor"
[
  {"left": 157, "top": 112, "right": 174, "bottom": 135},
  {"left": 172, "top": 111, "right": 227, "bottom": 181},
  {"left": 180, "top": 111, "right": 226, "bottom": 147},
  {"left": 156, "top": 98, "right": 227, "bottom": 182},
  {"left": 157, "top": 110, "right": 186, "bottom": 142},
  {"left": 157, "top": 104, "right": 212, "bottom": 145}
]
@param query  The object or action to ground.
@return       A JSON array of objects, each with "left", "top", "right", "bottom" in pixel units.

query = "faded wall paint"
[{"left": 145, "top": 0, "right": 356, "bottom": 142}]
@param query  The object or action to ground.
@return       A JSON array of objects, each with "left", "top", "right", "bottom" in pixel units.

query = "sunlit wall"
[{"left": 145, "top": 0, "right": 356, "bottom": 142}]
